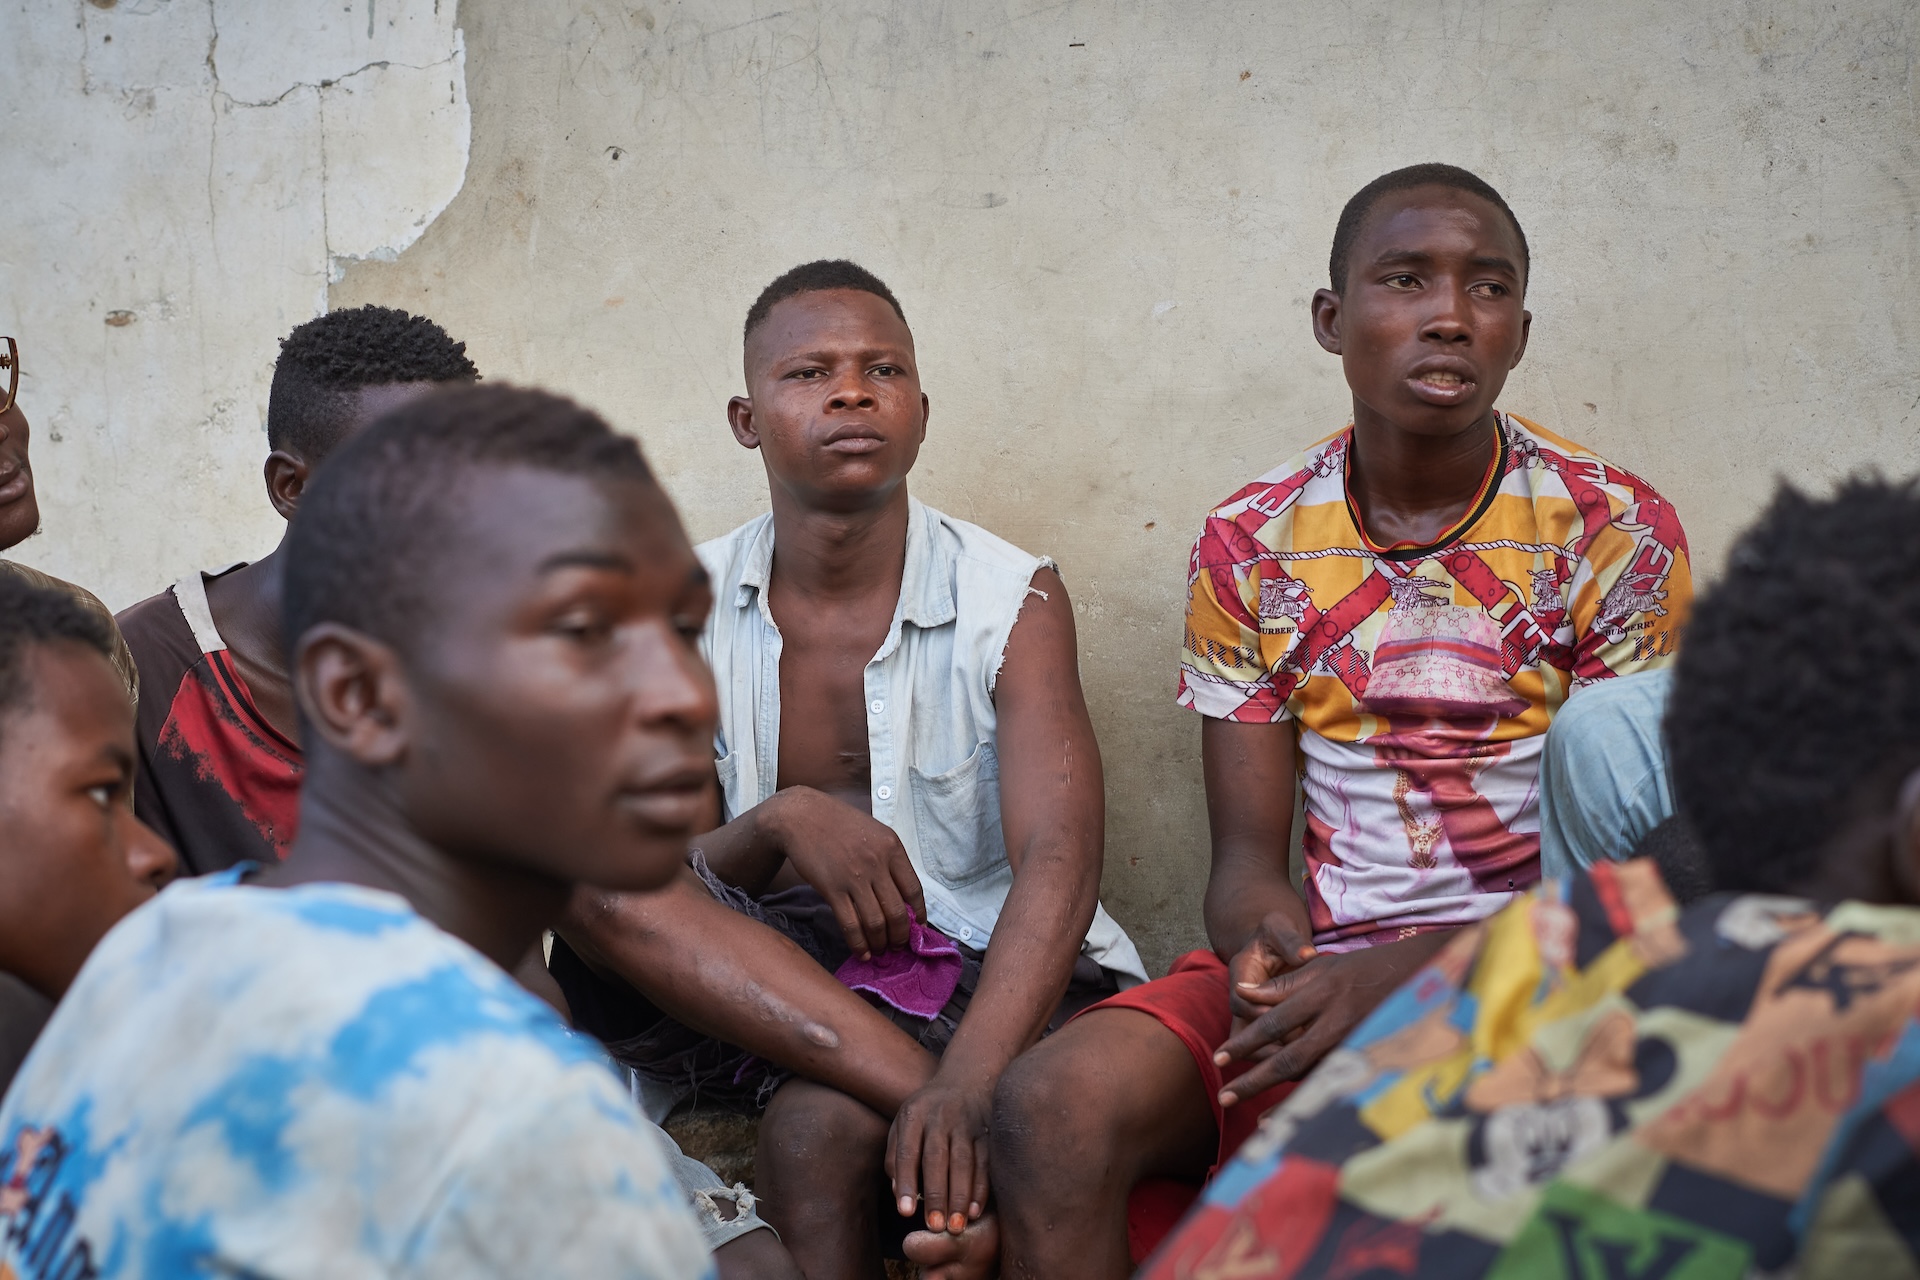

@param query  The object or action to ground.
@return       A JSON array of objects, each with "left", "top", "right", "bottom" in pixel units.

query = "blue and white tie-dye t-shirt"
[{"left": 0, "top": 875, "right": 714, "bottom": 1279}]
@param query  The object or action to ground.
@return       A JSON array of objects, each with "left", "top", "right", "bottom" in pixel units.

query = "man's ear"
[
  {"left": 293, "top": 623, "right": 411, "bottom": 768},
  {"left": 1311, "top": 289, "right": 1343, "bottom": 355},
  {"left": 1892, "top": 769, "right": 1920, "bottom": 905},
  {"left": 726, "top": 396, "right": 761, "bottom": 451},
  {"left": 265, "top": 451, "right": 313, "bottom": 522},
  {"left": 919, "top": 392, "right": 930, "bottom": 444},
  {"left": 1511, "top": 308, "right": 1533, "bottom": 370}
]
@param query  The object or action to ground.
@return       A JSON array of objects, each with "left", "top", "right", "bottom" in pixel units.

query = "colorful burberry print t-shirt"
[
  {"left": 1144, "top": 860, "right": 1920, "bottom": 1279},
  {"left": 1178, "top": 414, "right": 1691, "bottom": 950},
  {"left": 0, "top": 874, "right": 714, "bottom": 1280}
]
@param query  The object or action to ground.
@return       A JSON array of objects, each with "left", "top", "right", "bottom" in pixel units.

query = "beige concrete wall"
[{"left": 10, "top": 0, "right": 1919, "bottom": 970}]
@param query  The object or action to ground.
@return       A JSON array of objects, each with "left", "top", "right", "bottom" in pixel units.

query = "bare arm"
[
  {"left": 1201, "top": 717, "right": 1309, "bottom": 960},
  {"left": 558, "top": 871, "right": 936, "bottom": 1116},
  {"left": 887, "top": 568, "right": 1104, "bottom": 1232},
  {"left": 1201, "top": 717, "right": 1453, "bottom": 1105}
]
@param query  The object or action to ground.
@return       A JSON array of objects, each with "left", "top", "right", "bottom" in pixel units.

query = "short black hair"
[
  {"left": 1329, "top": 163, "right": 1530, "bottom": 294},
  {"left": 284, "top": 384, "right": 656, "bottom": 663},
  {"left": 0, "top": 574, "right": 115, "bottom": 742},
  {"left": 266, "top": 304, "right": 479, "bottom": 461},
  {"left": 742, "top": 260, "right": 907, "bottom": 346},
  {"left": 1669, "top": 476, "right": 1920, "bottom": 894}
]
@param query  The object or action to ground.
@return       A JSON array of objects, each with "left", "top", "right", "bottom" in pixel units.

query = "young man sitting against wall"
[
  {"left": 551, "top": 260, "right": 1147, "bottom": 1279},
  {"left": 1145, "top": 475, "right": 1920, "bottom": 1277},
  {"left": 116, "top": 305, "right": 479, "bottom": 875},
  {"left": 988, "top": 164, "right": 1696, "bottom": 1276}
]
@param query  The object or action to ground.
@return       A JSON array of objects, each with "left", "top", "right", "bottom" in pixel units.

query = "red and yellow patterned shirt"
[{"left": 1178, "top": 413, "right": 1691, "bottom": 950}]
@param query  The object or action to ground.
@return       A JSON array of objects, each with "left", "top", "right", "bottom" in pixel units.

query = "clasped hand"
[
  {"left": 1211, "top": 912, "right": 1404, "bottom": 1106},
  {"left": 764, "top": 788, "right": 928, "bottom": 960}
]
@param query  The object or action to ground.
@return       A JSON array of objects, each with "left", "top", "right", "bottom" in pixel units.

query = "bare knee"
[
  {"left": 993, "top": 1011, "right": 1215, "bottom": 1195},
  {"left": 758, "top": 1079, "right": 889, "bottom": 1187},
  {"left": 991, "top": 1037, "right": 1119, "bottom": 1191}
]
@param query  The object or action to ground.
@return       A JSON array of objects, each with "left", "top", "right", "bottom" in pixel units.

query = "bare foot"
[{"left": 903, "top": 1211, "right": 999, "bottom": 1280}]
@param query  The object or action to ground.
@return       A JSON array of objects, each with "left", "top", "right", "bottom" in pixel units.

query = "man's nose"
[
  {"left": 633, "top": 629, "right": 721, "bottom": 737},
  {"left": 123, "top": 813, "right": 181, "bottom": 889},
  {"left": 1422, "top": 283, "right": 1473, "bottom": 342},
  {"left": 825, "top": 372, "right": 877, "bottom": 410}
]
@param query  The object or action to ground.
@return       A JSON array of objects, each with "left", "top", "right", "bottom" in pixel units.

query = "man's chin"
[{"left": 0, "top": 501, "right": 41, "bottom": 553}]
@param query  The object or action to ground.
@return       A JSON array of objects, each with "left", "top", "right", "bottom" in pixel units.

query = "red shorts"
[{"left": 1079, "top": 949, "right": 1298, "bottom": 1262}]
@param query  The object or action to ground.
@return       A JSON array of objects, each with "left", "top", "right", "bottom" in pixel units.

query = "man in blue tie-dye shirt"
[{"left": 0, "top": 387, "right": 721, "bottom": 1279}]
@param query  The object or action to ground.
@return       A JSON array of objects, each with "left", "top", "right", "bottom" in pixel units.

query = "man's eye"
[
  {"left": 87, "top": 784, "right": 115, "bottom": 811},
  {"left": 554, "top": 614, "right": 613, "bottom": 642},
  {"left": 1470, "top": 282, "right": 1507, "bottom": 298},
  {"left": 789, "top": 368, "right": 825, "bottom": 380},
  {"left": 672, "top": 614, "right": 704, "bottom": 642},
  {"left": 871, "top": 365, "right": 899, "bottom": 377},
  {"left": 1385, "top": 274, "right": 1419, "bottom": 289}
]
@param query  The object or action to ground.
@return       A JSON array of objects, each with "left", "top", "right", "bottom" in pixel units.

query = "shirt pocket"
[
  {"left": 907, "top": 741, "right": 1008, "bottom": 888},
  {"left": 713, "top": 747, "right": 742, "bottom": 822}
]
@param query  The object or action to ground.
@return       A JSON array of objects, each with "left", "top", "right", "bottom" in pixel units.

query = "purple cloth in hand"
[{"left": 833, "top": 910, "right": 964, "bottom": 1020}]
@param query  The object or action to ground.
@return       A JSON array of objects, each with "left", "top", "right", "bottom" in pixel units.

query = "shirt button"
[
  {"left": 869, "top": 699, "right": 886, "bottom": 715},
  {"left": 960, "top": 927, "right": 974, "bottom": 941},
  {"left": 876, "top": 785, "right": 893, "bottom": 801}
]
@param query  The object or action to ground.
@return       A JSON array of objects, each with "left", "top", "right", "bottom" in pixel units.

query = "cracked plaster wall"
[
  {"left": 10, "top": 0, "right": 1920, "bottom": 968},
  {"left": 1, "top": 0, "right": 467, "bottom": 604},
  {"left": 333, "top": 0, "right": 1920, "bottom": 969}
]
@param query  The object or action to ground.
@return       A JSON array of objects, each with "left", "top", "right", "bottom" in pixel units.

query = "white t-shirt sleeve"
[{"left": 405, "top": 1070, "right": 714, "bottom": 1280}]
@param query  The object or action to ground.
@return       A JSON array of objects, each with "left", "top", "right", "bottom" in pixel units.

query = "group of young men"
[{"left": 0, "top": 162, "right": 1914, "bottom": 1280}]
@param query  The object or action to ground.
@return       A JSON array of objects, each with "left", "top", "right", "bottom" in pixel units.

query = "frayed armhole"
[{"left": 989, "top": 557, "right": 1061, "bottom": 695}]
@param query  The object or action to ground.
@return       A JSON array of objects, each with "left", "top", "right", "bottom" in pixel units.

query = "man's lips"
[
  {"left": 616, "top": 763, "right": 711, "bottom": 831},
  {"left": 821, "top": 424, "right": 888, "bottom": 454},
  {"left": 1405, "top": 362, "right": 1478, "bottom": 407},
  {"left": 0, "top": 462, "right": 29, "bottom": 507}
]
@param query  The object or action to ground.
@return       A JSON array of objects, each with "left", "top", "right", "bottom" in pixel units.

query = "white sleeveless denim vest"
[{"left": 697, "top": 498, "right": 1147, "bottom": 985}]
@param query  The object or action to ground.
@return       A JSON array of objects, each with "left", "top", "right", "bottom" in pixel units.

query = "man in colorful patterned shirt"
[
  {"left": 993, "top": 165, "right": 1691, "bottom": 1277},
  {"left": 0, "top": 388, "right": 716, "bottom": 1278},
  {"left": 1145, "top": 475, "right": 1920, "bottom": 1278}
]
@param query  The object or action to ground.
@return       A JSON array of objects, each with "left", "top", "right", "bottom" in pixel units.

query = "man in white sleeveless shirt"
[{"left": 553, "top": 260, "right": 1144, "bottom": 1279}]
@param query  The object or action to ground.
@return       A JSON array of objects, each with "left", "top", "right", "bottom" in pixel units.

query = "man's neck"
[
  {"left": 255, "top": 754, "right": 569, "bottom": 972},
  {"left": 765, "top": 481, "right": 911, "bottom": 605},
  {"left": 1345, "top": 406, "right": 1501, "bottom": 548},
  {"left": 202, "top": 538, "right": 298, "bottom": 740}
]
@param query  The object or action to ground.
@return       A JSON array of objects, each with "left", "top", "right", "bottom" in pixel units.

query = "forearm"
[
  {"left": 938, "top": 846, "right": 1096, "bottom": 1082},
  {"left": 1203, "top": 850, "right": 1313, "bottom": 962},
  {"left": 686, "top": 802, "right": 786, "bottom": 896},
  {"left": 560, "top": 873, "right": 936, "bottom": 1113}
]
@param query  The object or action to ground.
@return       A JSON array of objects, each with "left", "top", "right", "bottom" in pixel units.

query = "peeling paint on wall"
[{"left": 1, "top": 0, "right": 469, "bottom": 606}]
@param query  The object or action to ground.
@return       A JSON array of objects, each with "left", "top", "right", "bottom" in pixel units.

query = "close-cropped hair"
[
  {"left": 743, "top": 259, "right": 907, "bottom": 345},
  {"left": 283, "top": 384, "right": 655, "bottom": 663},
  {"left": 1329, "top": 163, "right": 1530, "bottom": 294},
  {"left": 266, "top": 305, "right": 479, "bottom": 462},
  {"left": 0, "top": 575, "right": 115, "bottom": 741},
  {"left": 1669, "top": 475, "right": 1920, "bottom": 894}
]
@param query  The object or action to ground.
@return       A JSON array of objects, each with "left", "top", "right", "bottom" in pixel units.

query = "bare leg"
[
  {"left": 714, "top": 1225, "right": 806, "bottom": 1280},
  {"left": 757, "top": 1078, "right": 894, "bottom": 1280},
  {"left": 992, "top": 1009, "right": 1217, "bottom": 1280},
  {"left": 559, "top": 873, "right": 936, "bottom": 1113}
]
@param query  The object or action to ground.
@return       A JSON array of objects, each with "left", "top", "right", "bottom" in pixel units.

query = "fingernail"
[
  {"left": 970, "top": 1202, "right": 982, "bottom": 1218},
  {"left": 899, "top": 1196, "right": 915, "bottom": 1215},
  {"left": 950, "top": 1214, "right": 967, "bottom": 1234},
  {"left": 1218, "top": 1090, "right": 1236, "bottom": 1107},
  {"left": 1212, "top": 1051, "right": 1229, "bottom": 1065},
  {"left": 928, "top": 1211, "right": 945, "bottom": 1232},
  {"left": 1236, "top": 981, "right": 1260, "bottom": 989}
]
